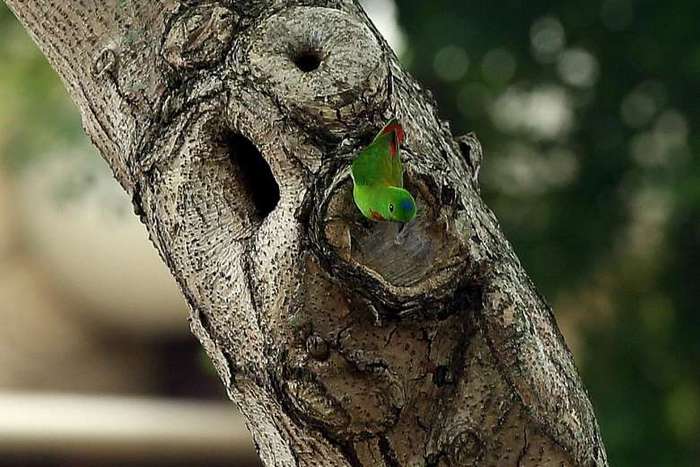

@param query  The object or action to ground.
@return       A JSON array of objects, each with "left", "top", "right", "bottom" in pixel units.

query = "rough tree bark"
[{"left": 5, "top": 1, "right": 608, "bottom": 465}]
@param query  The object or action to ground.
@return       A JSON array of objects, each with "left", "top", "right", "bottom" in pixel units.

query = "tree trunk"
[{"left": 5, "top": 1, "right": 608, "bottom": 465}]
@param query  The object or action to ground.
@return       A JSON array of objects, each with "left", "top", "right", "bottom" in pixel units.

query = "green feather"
[
  {"left": 350, "top": 120, "right": 416, "bottom": 223},
  {"left": 351, "top": 120, "right": 404, "bottom": 187}
]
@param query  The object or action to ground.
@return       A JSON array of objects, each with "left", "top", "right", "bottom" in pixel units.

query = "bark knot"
[
  {"left": 248, "top": 6, "right": 389, "bottom": 136},
  {"left": 163, "top": 4, "right": 236, "bottom": 69},
  {"left": 309, "top": 166, "right": 474, "bottom": 319},
  {"left": 92, "top": 47, "right": 118, "bottom": 79}
]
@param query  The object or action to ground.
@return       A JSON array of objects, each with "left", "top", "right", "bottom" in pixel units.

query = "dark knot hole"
[
  {"left": 292, "top": 47, "right": 323, "bottom": 72},
  {"left": 226, "top": 133, "right": 280, "bottom": 219}
]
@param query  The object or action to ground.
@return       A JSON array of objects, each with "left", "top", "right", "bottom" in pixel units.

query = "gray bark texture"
[{"left": 5, "top": 1, "right": 608, "bottom": 466}]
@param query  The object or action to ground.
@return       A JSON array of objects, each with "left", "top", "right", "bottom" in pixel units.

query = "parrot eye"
[{"left": 388, "top": 203, "right": 395, "bottom": 213}]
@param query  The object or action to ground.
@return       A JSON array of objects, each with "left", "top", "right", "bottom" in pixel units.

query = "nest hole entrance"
[
  {"left": 323, "top": 182, "right": 448, "bottom": 288},
  {"left": 226, "top": 133, "right": 280, "bottom": 219},
  {"left": 292, "top": 48, "right": 323, "bottom": 72}
]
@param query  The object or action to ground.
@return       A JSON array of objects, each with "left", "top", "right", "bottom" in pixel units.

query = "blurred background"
[{"left": 0, "top": 1, "right": 698, "bottom": 466}]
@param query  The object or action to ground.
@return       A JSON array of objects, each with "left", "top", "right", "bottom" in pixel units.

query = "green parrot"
[{"left": 350, "top": 119, "right": 417, "bottom": 223}]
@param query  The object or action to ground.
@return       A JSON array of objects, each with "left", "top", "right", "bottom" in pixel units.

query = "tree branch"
[{"left": 5, "top": 0, "right": 608, "bottom": 465}]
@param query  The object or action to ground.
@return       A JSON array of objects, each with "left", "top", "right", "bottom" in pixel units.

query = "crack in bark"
[
  {"left": 517, "top": 425, "right": 530, "bottom": 467},
  {"left": 378, "top": 436, "right": 401, "bottom": 467}
]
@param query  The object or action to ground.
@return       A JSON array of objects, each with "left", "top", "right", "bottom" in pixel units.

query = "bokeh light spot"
[
  {"left": 433, "top": 45, "right": 469, "bottom": 82},
  {"left": 557, "top": 48, "right": 599, "bottom": 87},
  {"left": 481, "top": 48, "right": 517, "bottom": 85},
  {"left": 491, "top": 86, "right": 573, "bottom": 140},
  {"left": 530, "top": 16, "right": 566, "bottom": 63}
]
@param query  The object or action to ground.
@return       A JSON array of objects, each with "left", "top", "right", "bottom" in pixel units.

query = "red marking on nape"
[
  {"left": 388, "top": 140, "right": 398, "bottom": 158},
  {"left": 382, "top": 122, "right": 405, "bottom": 144},
  {"left": 370, "top": 210, "right": 384, "bottom": 221}
]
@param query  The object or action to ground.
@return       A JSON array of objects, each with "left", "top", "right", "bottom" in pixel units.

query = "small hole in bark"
[
  {"left": 226, "top": 133, "right": 279, "bottom": 218},
  {"left": 433, "top": 365, "right": 454, "bottom": 387},
  {"left": 293, "top": 48, "right": 322, "bottom": 72}
]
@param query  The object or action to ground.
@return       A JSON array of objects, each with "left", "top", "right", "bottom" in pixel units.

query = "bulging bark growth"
[{"left": 5, "top": 0, "right": 608, "bottom": 465}]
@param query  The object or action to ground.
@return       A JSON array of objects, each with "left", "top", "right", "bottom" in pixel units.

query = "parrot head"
[{"left": 385, "top": 186, "right": 417, "bottom": 223}]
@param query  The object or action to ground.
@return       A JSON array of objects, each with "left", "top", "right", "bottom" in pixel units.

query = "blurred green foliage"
[
  {"left": 0, "top": 1, "right": 698, "bottom": 465},
  {"left": 0, "top": 6, "right": 83, "bottom": 172},
  {"left": 395, "top": 0, "right": 699, "bottom": 465}
]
